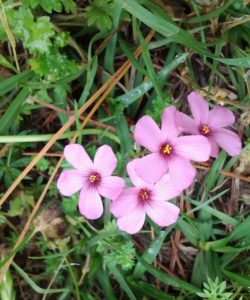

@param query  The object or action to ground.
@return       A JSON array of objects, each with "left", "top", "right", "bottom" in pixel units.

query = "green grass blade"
[
  {"left": 119, "top": 39, "right": 148, "bottom": 76},
  {"left": 130, "top": 280, "right": 174, "bottom": 300},
  {"left": 118, "top": 53, "right": 188, "bottom": 106},
  {"left": 0, "top": 70, "right": 32, "bottom": 96},
  {"left": 137, "top": 256, "right": 202, "bottom": 294},
  {"left": 0, "top": 129, "right": 120, "bottom": 144},
  {"left": 0, "top": 87, "right": 29, "bottom": 134},
  {"left": 12, "top": 261, "right": 69, "bottom": 294},
  {"left": 114, "top": 114, "right": 132, "bottom": 174},
  {"left": 222, "top": 269, "right": 250, "bottom": 287},
  {"left": 79, "top": 56, "right": 98, "bottom": 106},
  {"left": 187, "top": 0, "right": 237, "bottom": 23},
  {"left": 96, "top": 271, "right": 117, "bottom": 300},
  {"left": 133, "top": 228, "right": 171, "bottom": 278},
  {"left": 138, "top": 26, "right": 163, "bottom": 101},
  {"left": 108, "top": 264, "right": 137, "bottom": 300},
  {"left": 184, "top": 196, "right": 239, "bottom": 227}
]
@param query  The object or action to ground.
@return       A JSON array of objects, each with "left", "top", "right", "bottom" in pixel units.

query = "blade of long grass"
[
  {"left": 129, "top": 280, "right": 174, "bottom": 300},
  {"left": 187, "top": 0, "right": 238, "bottom": 23},
  {"left": 108, "top": 264, "right": 137, "bottom": 300},
  {"left": 0, "top": 70, "right": 32, "bottom": 96},
  {"left": 12, "top": 261, "right": 68, "bottom": 294},
  {"left": 137, "top": 256, "right": 202, "bottom": 294},
  {"left": 222, "top": 269, "right": 250, "bottom": 287},
  {"left": 0, "top": 87, "right": 29, "bottom": 134},
  {"left": 133, "top": 228, "right": 172, "bottom": 278},
  {"left": 0, "top": 129, "right": 120, "bottom": 144},
  {"left": 118, "top": 53, "right": 188, "bottom": 106}
]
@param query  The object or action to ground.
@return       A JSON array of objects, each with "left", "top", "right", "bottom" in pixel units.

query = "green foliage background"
[{"left": 0, "top": 0, "right": 249, "bottom": 299}]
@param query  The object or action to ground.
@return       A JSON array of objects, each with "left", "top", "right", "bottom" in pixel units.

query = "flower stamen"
[
  {"left": 88, "top": 173, "right": 101, "bottom": 184},
  {"left": 160, "top": 144, "right": 172, "bottom": 156},
  {"left": 138, "top": 189, "right": 150, "bottom": 201},
  {"left": 201, "top": 125, "right": 210, "bottom": 136}
]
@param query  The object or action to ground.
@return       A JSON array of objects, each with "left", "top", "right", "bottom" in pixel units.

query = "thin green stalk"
[
  {"left": 65, "top": 256, "right": 81, "bottom": 300},
  {"left": 0, "top": 129, "right": 120, "bottom": 144}
]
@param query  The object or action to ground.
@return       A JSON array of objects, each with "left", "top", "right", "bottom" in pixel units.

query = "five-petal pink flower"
[
  {"left": 57, "top": 144, "right": 125, "bottom": 220},
  {"left": 176, "top": 92, "right": 242, "bottom": 158},
  {"left": 110, "top": 160, "right": 181, "bottom": 234},
  {"left": 133, "top": 106, "right": 211, "bottom": 190}
]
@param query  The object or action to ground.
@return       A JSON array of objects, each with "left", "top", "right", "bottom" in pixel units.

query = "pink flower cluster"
[{"left": 57, "top": 92, "right": 242, "bottom": 234}]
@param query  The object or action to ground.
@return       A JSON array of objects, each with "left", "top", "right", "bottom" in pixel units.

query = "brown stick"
[{"left": 31, "top": 97, "right": 116, "bottom": 132}]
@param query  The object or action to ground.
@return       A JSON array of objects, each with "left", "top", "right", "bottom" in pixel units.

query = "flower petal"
[
  {"left": 169, "top": 157, "right": 195, "bottom": 190},
  {"left": 117, "top": 207, "right": 146, "bottom": 234},
  {"left": 145, "top": 201, "right": 180, "bottom": 227},
  {"left": 78, "top": 187, "right": 103, "bottom": 219},
  {"left": 64, "top": 144, "right": 93, "bottom": 171},
  {"left": 213, "top": 128, "right": 242, "bottom": 156},
  {"left": 110, "top": 187, "right": 139, "bottom": 217},
  {"left": 174, "top": 135, "right": 210, "bottom": 162},
  {"left": 98, "top": 176, "right": 125, "bottom": 201},
  {"left": 57, "top": 170, "right": 84, "bottom": 196},
  {"left": 208, "top": 106, "right": 235, "bottom": 129},
  {"left": 153, "top": 173, "right": 182, "bottom": 201},
  {"left": 135, "top": 153, "right": 168, "bottom": 184},
  {"left": 187, "top": 92, "right": 209, "bottom": 125},
  {"left": 161, "top": 106, "right": 179, "bottom": 141},
  {"left": 127, "top": 159, "right": 151, "bottom": 188},
  {"left": 94, "top": 145, "right": 117, "bottom": 176},
  {"left": 208, "top": 137, "right": 220, "bottom": 158},
  {"left": 176, "top": 112, "right": 199, "bottom": 135},
  {"left": 134, "top": 115, "right": 162, "bottom": 152}
]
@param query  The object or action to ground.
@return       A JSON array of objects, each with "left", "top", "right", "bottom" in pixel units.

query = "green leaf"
[
  {"left": 228, "top": 215, "right": 250, "bottom": 243},
  {"left": 114, "top": 114, "right": 132, "bottom": 174},
  {"left": 24, "top": 0, "right": 76, "bottom": 13},
  {"left": 85, "top": 0, "right": 114, "bottom": 30},
  {"left": 0, "top": 87, "right": 29, "bottom": 134},
  {"left": 96, "top": 271, "right": 117, "bottom": 300},
  {"left": 137, "top": 256, "right": 202, "bottom": 294},
  {"left": 29, "top": 47, "right": 78, "bottom": 82},
  {"left": 108, "top": 264, "right": 137, "bottom": 300},
  {"left": 187, "top": 0, "right": 238, "bottom": 23},
  {"left": 184, "top": 196, "right": 239, "bottom": 227},
  {"left": 133, "top": 229, "right": 171, "bottom": 278},
  {"left": 0, "top": 71, "right": 33, "bottom": 97},
  {"left": 177, "top": 218, "right": 200, "bottom": 246},
  {"left": 0, "top": 265, "right": 15, "bottom": 300},
  {"left": 13, "top": 8, "right": 55, "bottom": 54},
  {"left": 12, "top": 261, "right": 69, "bottom": 294},
  {"left": 203, "top": 151, "right": 227, "bottom": 193},
  {"left": 0, "top": 54, "right": 17, "bottom": 73},
  {"left": 130, "top": 280, "right": 174, "bottom": 300},
  {"left": 222, "top": 269, "right": 250, "bottom": 287},
  {"left": 117, "top": 53, "right": 188, "bottom": 106},
  {"left": 138, "top": 26, "right": 163, "bottom": 101}
]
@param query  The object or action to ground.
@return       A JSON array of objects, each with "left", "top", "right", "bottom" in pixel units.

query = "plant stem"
[{"left": 0, "top": 129, "right": 120, "bottom": 144}]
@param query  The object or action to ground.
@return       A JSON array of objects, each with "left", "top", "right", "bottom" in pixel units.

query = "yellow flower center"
[
  {"left": 139, "top": 189, "right": 150, "bottom": 201},
  {"left": 160, "top": 144, "right": 172, "bottom": 156},
  {"left": 89, "top": 173, "right": 100, "bottom": 183},
  {"left": 202, "top": 125, "right": 210, "bottom": 135}
]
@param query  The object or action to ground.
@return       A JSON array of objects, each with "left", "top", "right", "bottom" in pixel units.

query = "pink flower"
[
  {"left": 133, "top": 106, "right": 211, "bottom": 190},
  {"left": 110, "top": 160, "right": 181, "bottom": 234},
  {"left": 57, "top": 144, "right": 125, "bottom": 220},
  {"left": 176, "top": 92, "right": 242, "bottom": 158}
]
